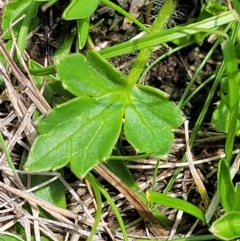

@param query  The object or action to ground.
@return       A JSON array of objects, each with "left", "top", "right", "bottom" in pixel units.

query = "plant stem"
[
  {"left": 109, "top": 153, "right": 150, "bottom": 160},
  {"left": 127, "top": 0, "right": 176, "bottom": 85},
  {"left": 222, "top": 22, "right": 239, "bottom": 163}
]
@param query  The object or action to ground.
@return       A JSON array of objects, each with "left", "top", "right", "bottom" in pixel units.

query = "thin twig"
[{"left": 0, "top": 181, "right": 107, "bottom": 228}]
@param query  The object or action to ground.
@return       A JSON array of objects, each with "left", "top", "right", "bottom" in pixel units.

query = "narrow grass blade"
[
  {"left": 100, "top": 12, "right": 234, "bottom": 58},
  {"left": 147, "top": 191, "right": 206, "bottom": 222},
  {"left": 91, "top": 171, "right": 129, "bottom": 241},
  {"left": 85, "top": 173, "right": 102, "bottom": 241},
  {"left": 147, "top": 191, "right": 206, "bottom": 223},
  {"left": 0, "top": 132, "right": 19, "bottom": 179}
]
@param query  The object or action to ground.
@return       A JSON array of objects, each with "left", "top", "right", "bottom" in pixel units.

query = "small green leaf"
[
  {"left": 77, "top": 18, "right": 90, "bottom": 49},
  {"left": 25, "top": 94, "right": 124, "bottom": 178},
  {"left": 212, "top": 97, "right": 240, "bottom": 135},
  {"left": 62, "top": 0, "right": 100, "bottom": 20},
  {"left": 20, "top": 149, "right": 66, "bottom": 209},
  {"left": 147, "top": 191, "right": 206, "bottom": 223},
  {"left": 210, "top": 211, "right": 240, "bottom": 240},
  {"left": 124, "top": 86, "right": 183, "bottom": 157},
  {"left": 28, "top": 174, "right": 66, "bottom": 209},
  {"left": 217, "top": 159, "right": 235, "bottom": 212}
]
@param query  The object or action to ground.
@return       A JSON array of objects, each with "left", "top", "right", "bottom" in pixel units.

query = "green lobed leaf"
[
  {"left": 210, "top": 211, "right": 240, "bottom": 240},
  {"left": 124, "top": 86, "right": 183, "bottom": 157},
  {"left": 26, "top": 51, "right": 183, "bottom": 177},
  {"left": 25, "top": 94, "right": 125, "bottom": 178},
  {"left": 217, "top": 158, "right": 235, "bottom": 212},
  {"left": 192, "top": 9, "right": 213, "bottom": 43},
  {"left": 62, "top": 0, "right": 100, "bottom": 20}
]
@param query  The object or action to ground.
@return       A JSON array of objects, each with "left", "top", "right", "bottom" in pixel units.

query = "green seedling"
[{"left": 25, "top": 50, "right": 183, "bottom": 178}]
